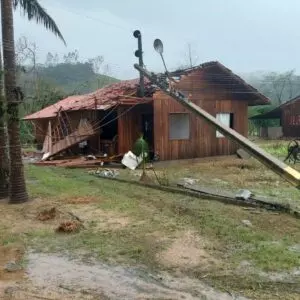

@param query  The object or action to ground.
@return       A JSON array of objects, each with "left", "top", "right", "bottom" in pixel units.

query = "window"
[
  {"left": 169, "top": 113, "right": 190, "bottom": 140},
  {"left": 216, "top": 113, "right": 234, "bottom": 138}
]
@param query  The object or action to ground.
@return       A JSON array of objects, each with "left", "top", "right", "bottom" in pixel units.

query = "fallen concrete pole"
[{"left": 92, "top": 175, "right": 300, "bottom": 219}]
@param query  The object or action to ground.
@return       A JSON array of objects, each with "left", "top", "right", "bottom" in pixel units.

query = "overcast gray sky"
[{"left": 11, "top": 0, "right": 300, "bottom": 79}]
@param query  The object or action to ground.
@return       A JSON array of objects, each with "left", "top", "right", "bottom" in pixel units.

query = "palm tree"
[
  {"left": 1, "top": 0, "right": 65, "bottom": 203},
  {"left": 12, "top": 0, "right": 65, "bottom": 44},
  {"left": 0, "top": 48, "right": 9, "bottom": 199}
]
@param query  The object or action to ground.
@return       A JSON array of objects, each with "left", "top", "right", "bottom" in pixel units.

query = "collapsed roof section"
[{"left": 24, "top": 78, "right": 154, "bottom": 121}]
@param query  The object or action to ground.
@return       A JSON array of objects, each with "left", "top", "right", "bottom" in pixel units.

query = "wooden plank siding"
[
  {"left": 282, "top": 102, "right": 300, "bottom": 138},
  {"left": 153, "top": 70, "right": 248, "bottom": 160}
]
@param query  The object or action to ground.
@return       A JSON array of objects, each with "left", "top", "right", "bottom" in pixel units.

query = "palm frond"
[{"left": 13, "top": 0, "right": 66, "bottom": 45}]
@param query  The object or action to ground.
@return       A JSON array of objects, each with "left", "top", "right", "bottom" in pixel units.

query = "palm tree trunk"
[
  {"left": 1, "top": 0, "right": 28, "bottom": 203},
  {"left": 0, "top": 47, "right": 9, "bottom": 199}
]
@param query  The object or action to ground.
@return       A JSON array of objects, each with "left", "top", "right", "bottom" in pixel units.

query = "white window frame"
[{"left": 216, "top": 113, "right": 233, "bottom": 138}]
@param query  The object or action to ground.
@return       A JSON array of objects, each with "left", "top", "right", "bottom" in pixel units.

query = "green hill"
[{"left": 37, "top": 62, "right": 119, "bottom": 94}]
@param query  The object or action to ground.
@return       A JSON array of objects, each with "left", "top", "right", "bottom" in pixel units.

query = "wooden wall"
[
  {"left": 118, "top": 104, "right": 153, "bottom": 154},
  {"left": 282, "top": 102, "right": 300, "bottom": 137},
  {"left": 153, "top": 70, "right": 248, "bottom": 160}
]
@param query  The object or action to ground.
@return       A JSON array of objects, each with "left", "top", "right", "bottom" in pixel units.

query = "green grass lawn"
[{"left": 1, "top": 165, "right": 299, "bottom": 299}]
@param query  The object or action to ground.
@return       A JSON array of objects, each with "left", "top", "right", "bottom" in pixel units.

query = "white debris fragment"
[
  {"left": 181, "top": 178, "right": 199, "bottom": 186},
  {"left": 235, "top": 189, "right": 252, "bottom": 200},
  {"left": 94, "top": 169, "right": 119, "bottom": 178},
  {"left": 241, "top": 220, "right": 253, "bottom": 227},
  {"left": 121, "top": 151, "right": 143, "bottom": 170}
]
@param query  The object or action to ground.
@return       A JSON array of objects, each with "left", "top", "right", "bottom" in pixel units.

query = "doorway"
[{"left": 142, "top": 114, "right": 154, "bottom": 150}]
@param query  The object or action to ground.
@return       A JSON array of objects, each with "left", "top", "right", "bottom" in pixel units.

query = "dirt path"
[{"left": 2, "top": 252, "right": 247, "bottom": 300}]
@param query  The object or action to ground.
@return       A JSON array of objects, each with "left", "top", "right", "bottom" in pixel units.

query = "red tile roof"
[{"left": 24, "top": 78, "right": 151, "bottom": 120}]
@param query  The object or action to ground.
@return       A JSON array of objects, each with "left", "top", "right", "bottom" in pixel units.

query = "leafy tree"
[{"left": 259, "top": 70, "right": 296, "bottom": 105}]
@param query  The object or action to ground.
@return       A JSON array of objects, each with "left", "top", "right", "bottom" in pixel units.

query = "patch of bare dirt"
[
  {"left": 157, "top": 230, "right": 218, "bottom": 271},
  {"left": 63, "top": 196, "right": 98, "bottom": 205},
  {"left": 76, "top": 206, "right": 130, "bottom": 230}
]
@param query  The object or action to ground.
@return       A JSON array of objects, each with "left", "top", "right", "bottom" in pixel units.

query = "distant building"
[{"left": 250, "top": 95, "right": 300, "bottom": 139}]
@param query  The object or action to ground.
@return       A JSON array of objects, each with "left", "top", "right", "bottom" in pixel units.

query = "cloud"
[{"left": 11, "top": 0, "right": 300, "bottom": 79}]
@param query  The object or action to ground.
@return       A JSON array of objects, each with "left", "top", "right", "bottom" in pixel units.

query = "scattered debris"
[
  {"left": 4, "top": 261, "right": 22, "bottom": 272},
  {"left": 236, "top": 148, "right": 251, "bottom": 160},
  {"left": 181, "top": 177, "right": 199, "bottom": 186},
  {"left": 241, "top": 220, "right": 253, "bottom": 227},
  {"left": 42, "top": 152, "right": 50, "bottom": 161},
  {"left": 235, "top": 189, "right": 252, "bottom": 201},
  {"left": 37, "top": 207, "right": 56, "bottom": 221},
  {"left": 288, "top": 244, "right": 300, "bottom": 253},
  {"left": 22, "top": 150, "right": 43, "bottom": 164},
  {"left": 56, "top": 221, "right": 82, "bottom": 233},
  {"left": 85, "top": 155, "right": 97, "bottom": 160},
  {"left": 33, "top": 154, "right": 123, "bottom": 168},
  {"left": 90, "top": 168, "right": 119, "bottom": 178}
]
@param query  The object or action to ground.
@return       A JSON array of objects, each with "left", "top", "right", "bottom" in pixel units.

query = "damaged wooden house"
[{"left": 23, "top": 61, "right": 270, "bottom": 162}]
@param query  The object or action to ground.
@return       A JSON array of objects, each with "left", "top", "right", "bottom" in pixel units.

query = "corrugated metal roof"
[{"left": 24, "top": 78, "right": 151, "bottom": 120}]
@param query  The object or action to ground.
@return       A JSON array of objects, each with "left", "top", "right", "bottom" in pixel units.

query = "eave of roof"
[
  {"left": 250, "top": 107, "right": 282, "bottom": 120},
  {"left": 250, "top": 94, "right": 300, "bottom": 120}
]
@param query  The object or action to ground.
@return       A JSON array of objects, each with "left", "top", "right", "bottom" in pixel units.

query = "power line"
[{"left": 42, "top": 0, "right": 134, "bottom": 33}]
